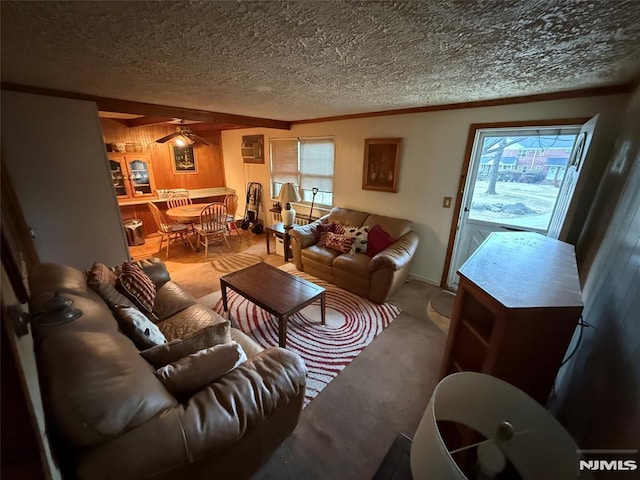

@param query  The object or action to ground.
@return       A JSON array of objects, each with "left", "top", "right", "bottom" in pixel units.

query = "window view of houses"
[{"left": 470, "top": 134, "right": 578, "bottom": 231}]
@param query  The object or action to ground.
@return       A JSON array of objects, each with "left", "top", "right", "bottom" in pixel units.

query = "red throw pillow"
[
  {"left": 367, "top": 225, "right": 396, "bottom": 257},
  {"left": 315, "top": 222, "right": 337, "bottom": 241}
]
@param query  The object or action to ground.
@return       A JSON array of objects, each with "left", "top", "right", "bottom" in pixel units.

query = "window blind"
[
  {"left": 300, "top": 138, "right": 334, "bottom": 192},
  {"left": 270, "top": 139, "right": 298, "bottom": 185}
]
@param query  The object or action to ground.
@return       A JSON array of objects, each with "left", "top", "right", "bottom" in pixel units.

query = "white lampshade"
[
  {"left": 410, "top": 372, "right": 580, "bottom": 479},
  {"left": 278, "top": 183, "right": 301, "bottom": 205},
  {"left": 278, "top": 183, "right": 301, "bottom": 227}
]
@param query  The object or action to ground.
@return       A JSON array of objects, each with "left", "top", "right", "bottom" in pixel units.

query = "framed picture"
[
  {"left": 362, "top": 138, "right": 402, "bottom": 192},
  {"left": 171, "top": 145, "right": 197, "bottom": 173}
]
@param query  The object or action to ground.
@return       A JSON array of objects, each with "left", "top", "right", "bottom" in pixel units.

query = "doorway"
[{"left": 443, "top": 117, "right": 597, "bottom": 290}]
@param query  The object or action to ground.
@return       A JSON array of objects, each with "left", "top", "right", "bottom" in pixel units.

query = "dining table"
[
  {"left": 165, "top": 203, "right": 210, "bottom": 251},
  {"left": 165, "top": 203, "right": 209, "bottom": 223}
]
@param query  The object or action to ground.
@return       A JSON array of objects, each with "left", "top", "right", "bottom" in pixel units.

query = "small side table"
[{"left": 265, "top": 222, "right": 293, "bottom": 261}]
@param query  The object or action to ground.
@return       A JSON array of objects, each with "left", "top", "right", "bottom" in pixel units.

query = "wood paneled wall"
[{"left": 100, "top": 119, "right": 226, "bottom": 190}]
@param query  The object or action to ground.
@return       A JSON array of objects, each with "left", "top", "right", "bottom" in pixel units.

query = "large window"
[{"left": 270, "top": 137, "right": 334, "bottom": 207}]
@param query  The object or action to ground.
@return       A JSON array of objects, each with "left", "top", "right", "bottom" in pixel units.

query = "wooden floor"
[{"left": 128, "top": 230, "right": 286, "bottom": 298}]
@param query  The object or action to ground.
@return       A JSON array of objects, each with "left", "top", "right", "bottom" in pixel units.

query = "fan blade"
[
  {"left": 184, "top": 132, "right": 210, "bottom": 145},
  {"left": 155, "top": 131, "right": 181, "bottom": 143}
]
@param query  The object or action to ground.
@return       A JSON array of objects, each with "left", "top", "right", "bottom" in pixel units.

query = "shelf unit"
[
  {"left": 439, "top": 232, "right": 583, "bottom": 405},
  {"left": 108, "top": 153, "right": 156, "bottom": 200}
]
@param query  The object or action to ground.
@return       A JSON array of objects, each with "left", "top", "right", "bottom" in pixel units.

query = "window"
[{"left": 270, "top": 137, "right": 334, "bottom": 207}]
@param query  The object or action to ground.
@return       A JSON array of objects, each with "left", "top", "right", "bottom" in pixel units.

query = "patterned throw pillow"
[
  {"left": 324, "top": 232, "right": 355, "bottom": 254},
  {"left": 117, "top": 262, "right": 156, "bottom": 314},
  {"left": 113, "top": 306, "right": 167, "bottom": 350},
  {"left": 155, "top": 342, "right": 247, "bottom": 399},
  {"left": 315, "top": 222, "right": 337, "bottom": 244},
  {"left": 141, "top": 322, "right": 232, "bottom": 368},
  {"left": 87, "top": 262, "right": 136, "bottom": 310},
  {"left": 344, "top": 225, "right": 369, "bottom": 254}
]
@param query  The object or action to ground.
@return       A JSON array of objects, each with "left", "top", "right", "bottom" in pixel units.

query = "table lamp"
[
  {"left": 410, "top": 372, "right": 581, "bottom": 479},
  {"left": 278, "top": 183, "right": 301, "bottom": 227}
]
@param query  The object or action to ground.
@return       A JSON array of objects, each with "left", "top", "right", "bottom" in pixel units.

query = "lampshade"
[
  {"left": 410, "top": 372, "right": 579, "bottom": 479},
  {"left": 278, "top": 183, "right": 301, "bottom": 205}
]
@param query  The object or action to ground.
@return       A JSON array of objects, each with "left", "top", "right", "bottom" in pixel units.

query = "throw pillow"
[
  {"left": 345, "top": 225, "right": 369, "bottom": 254},
  {"left": 113, "top": 306, "right": 167, "bottom": 350},
  {"left": 324, "top": 232, "right": 355, "bottom": 254},
  {"left": 315, "top": 222, "right": 337, "bottom": 243},
  {"left": 117, "top": 262, "right": 156, "bottom": 314},
  {"left": 87, "top": 262, "right": 136, "bottom": 310},
  {"left": 367, "top": 224, "right": 396, "bottom": 257},
  {"left": 155, "top": 341, "right": 247, "bottom": 399},
  {"left": 141, "top": 322, "right": 232, "bottom": 368}
]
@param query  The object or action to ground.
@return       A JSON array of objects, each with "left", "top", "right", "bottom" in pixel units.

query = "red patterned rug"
[{"left": 211, "top": 264, "right": 400, "bottom": 406}]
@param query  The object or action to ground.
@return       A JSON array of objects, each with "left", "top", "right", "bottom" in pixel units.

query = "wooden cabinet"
[
  {"left": 439, "top": 232, "right": 583, "bottom": 404},
  {"left": 108, "top": 153, "right": 156, "bottom": 200}
]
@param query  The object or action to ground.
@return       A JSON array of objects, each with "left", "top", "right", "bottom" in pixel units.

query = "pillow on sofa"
[
  {"left": 315, "top": 222, "right": 337, "bottom": 244},
  {"left": 87, "top": 262, "right": 136, "bottom": 310},
  {"left": 345, "top": 225, "right": 369, "bottom": 254},
  {"left": 367, "top": 224, "right": 396, "bottom": 257},
  {"left": 141, "top": 322, "right": 231, "bottom": 368},
  {"left": 155, "top": 341, "right": 247, "bottom": 399},
  {"left": 113, "top": 306, "right": 167, "bottom": 350},
  {"left": 117, "top": 262, "right": 156, "bottom": 314},
  {"left": 324, "top": 232, "right": 355, "bottom": 254}
]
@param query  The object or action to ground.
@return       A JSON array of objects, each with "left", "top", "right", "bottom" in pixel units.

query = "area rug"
[
  {"left": 211, "top": 263, "right": 400, "bottom": 406},
  {"left": 211, "top": 252, "right": 263, "bottom": 273}
]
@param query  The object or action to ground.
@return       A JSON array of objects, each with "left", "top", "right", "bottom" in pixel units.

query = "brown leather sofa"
[
  {"left": 28, "top": 258, "right": 306, "bottom": 480},
  {"left": 288, "top": 207, "right": 418, "bottom": 304}
]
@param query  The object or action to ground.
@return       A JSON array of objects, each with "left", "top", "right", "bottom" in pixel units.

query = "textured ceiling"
[{"left": 2, "top": 0, "right": 640, "bottom": 122}]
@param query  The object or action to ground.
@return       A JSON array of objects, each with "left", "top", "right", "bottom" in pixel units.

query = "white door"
[{"left": 446, "top": 120, "right": 597, "bottom": 290}]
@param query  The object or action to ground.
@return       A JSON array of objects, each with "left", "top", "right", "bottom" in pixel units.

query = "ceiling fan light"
[{"left": 175, "top": 137, "right": 186, "bottom": 147}]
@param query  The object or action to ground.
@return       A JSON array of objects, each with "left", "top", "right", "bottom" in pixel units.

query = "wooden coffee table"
[{"left": 220, "top": 263, "right": 326, "bottom": 348}]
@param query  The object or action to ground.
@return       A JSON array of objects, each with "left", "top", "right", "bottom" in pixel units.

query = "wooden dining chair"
[
  {"left": 167, "top": 192, "right": 195, "bottom": 234},
  {"left": 166, "top": 192, "right": 192, "bottom": 209},
  {"left": 148, "top": 203, "right": 192, "bottom": 258},
  {"left": 223, "top": 193, "right": 241, "bottom": 236},
  {"left": 194, "top": 202, "right": 231, "bottom": 257}
]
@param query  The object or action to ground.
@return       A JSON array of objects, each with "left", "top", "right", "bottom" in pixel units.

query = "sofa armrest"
[
  {"left": 288, "top": 222, "right": 319, "bottom": 249},
  {"left": 77, "top": 348, "right": 306, "bottom": 479},
  {"left": 369, "top": 231, "right": 419, "bottom": 272},
  {"left": 178, "top": 346, "right": 306, "bottom": 458}
]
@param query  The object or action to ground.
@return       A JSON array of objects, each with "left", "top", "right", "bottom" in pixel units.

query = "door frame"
[{"left": 440, "top": 117, "right": 590, "bottom": 289}]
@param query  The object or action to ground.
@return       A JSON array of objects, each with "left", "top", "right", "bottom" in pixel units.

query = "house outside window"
[{"left": 270, "top": 137, "right": 334, "bottom": 207}]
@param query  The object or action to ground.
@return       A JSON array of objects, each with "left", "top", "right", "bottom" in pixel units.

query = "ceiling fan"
[{"left": 155, "top": 120, "right": 210, "bottom": 146}]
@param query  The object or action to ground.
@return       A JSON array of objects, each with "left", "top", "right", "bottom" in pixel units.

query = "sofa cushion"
[
  {"left": 141, "top": 322, "right": 232, "bottom": 368},
  {"left": 301, "top": 244, "right": 342, "bottom": 267},
  {"left": 135, "top": 257, "right": 171, "bottom": 288},
  {"left": 38, "top": 331, "right": 178, "bottom": 446},
  {"left": 328, "top": 207, "right": 369, "bottom": 228},
  {"left": 333, "top": 251, "right": 372, "bottom": 278},
  {"left": 363, "top": 213, "right": 412, "bottom": 239},
  {"left": 155, "top": 342, "right": 247, "bottom": 399},
  {"left": 153, "top": 280, "right": 197, "bottom": 321},
  {"left": 117, "top": 262, "right": 156, "bottom": 314},
  {"left": 157, "top": 304, "right": 227, "bottom": 340},
  {"left": 113, "top": 306, "right": 167, "bottom": 350},
  {"left": 87, "top": 262, "right": 136, "bottom": 310},
  {"left": 324, "top": 232, "right": 354, "bottom": 254},
  {"left": 367, "top": 224, "right": 396, "bottom": 257}
]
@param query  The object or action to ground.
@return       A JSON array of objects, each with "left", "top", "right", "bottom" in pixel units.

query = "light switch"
[{"left": 443, "top": 197, "right": 452, "bottom": 208}]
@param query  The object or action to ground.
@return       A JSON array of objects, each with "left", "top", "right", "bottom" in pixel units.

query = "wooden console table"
[{"left": 440, "top": 232, "right": 583, "bottom": 404}]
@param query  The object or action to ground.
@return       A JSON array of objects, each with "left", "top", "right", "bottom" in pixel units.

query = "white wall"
[
  {"left": 222, "top": 94, "right": 628, "bottom": 284},
  {"left": 2, "top": 91, "right": 129, "bottom": 269}
]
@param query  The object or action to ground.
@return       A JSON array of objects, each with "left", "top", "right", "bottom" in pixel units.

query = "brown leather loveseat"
[
  {"left": 288, "top": 207, "right": 418, "bottom": 304},
  {"left": 28, "top": 258, "right": 306, "bottom": 479}
]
